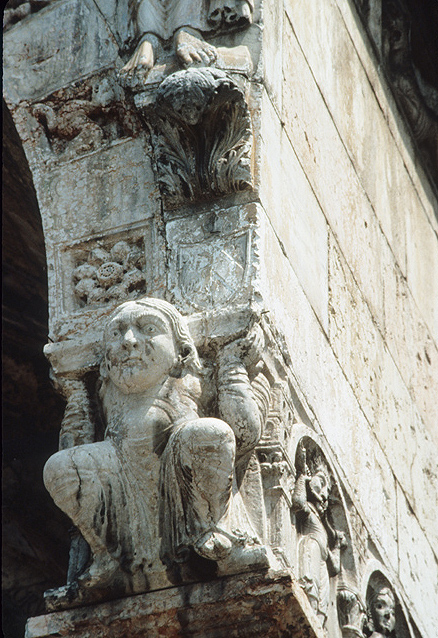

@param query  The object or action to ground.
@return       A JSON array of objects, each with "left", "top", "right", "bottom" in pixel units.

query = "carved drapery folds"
[
  {"left": 43, "top": 298, "right": 271, "bottom": 610},
  {"left": 137, "top": 67, "right": 252, "bottom": 208}
]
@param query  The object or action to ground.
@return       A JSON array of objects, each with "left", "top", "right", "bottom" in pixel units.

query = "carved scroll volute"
[{"left": 138, "top": 67, "right": 253, "bottom": 208}]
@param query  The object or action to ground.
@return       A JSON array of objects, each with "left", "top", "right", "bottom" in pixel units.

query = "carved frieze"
[{"left": 292, "top": 438, "right": 348, "bottom": 628}]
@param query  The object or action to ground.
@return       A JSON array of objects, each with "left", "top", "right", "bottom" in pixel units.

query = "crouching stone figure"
[{"left": 43, "top": 297, "right": 270, "bottom": 605}]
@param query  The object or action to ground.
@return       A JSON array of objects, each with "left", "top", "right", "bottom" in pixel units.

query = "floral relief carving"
[{"left": 72, "top": 239, "right": 146, "bottom": 307}]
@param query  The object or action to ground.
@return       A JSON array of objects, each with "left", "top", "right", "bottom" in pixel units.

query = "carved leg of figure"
[
  {"left": 120, "top": 33, "right": 160, "bottom": 79},
  {"left": 173, "top": 27, "right": 217, "bottom": 67},
  {"left": 160, "top": 418, "right": 269, "bottom": 575},
  {"left": 43, "top": 442, "right": 125, "bottom": 590},
  {"left": 298, "top": 535, "right": 328, "bottom": 625}
]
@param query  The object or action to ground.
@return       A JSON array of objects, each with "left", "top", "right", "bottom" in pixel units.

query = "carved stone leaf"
[{"left": 143, "top": 68, "right": 252, "bottom": 208}]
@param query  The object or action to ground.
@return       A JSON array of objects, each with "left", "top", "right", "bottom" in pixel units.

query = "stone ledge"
[{"left": 25, "top": 569, "right": 323, "bottom": 638}]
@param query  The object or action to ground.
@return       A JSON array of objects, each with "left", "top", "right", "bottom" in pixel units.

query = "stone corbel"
[{"left": 134, "top": 67, "right": 253, "bottom": 208}]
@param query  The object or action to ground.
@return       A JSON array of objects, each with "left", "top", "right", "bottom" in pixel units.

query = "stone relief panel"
[
  {"left": 56, "top": 228, "right": 158, "bottom": 321},
  {"left": 71, "top": 238, "right": 146, "bottom": 308},
  {"left": 30, "top": 73, "right": 141, "bottom": 163},
  {"left": 43, "top": 298, "right": 274, "bottom": 610},
  {"left": 166, "top": 204, "right": 257, "bottom": 314},
  {"left": 288, "top": 433, "right": 368, "bottom": 637}
]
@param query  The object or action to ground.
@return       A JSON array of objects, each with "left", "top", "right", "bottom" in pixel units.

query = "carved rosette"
[{"left": 138, "top": 67, "right": 252, "bottom": 208}]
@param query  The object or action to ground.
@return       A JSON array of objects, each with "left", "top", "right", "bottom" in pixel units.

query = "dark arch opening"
[{"left": 2, "top": 101, "right": 69, "bottom": 637}]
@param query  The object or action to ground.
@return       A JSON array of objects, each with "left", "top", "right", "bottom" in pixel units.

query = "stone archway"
[{"left": 2, "top": 101, "right": 69, "bottom": 637}]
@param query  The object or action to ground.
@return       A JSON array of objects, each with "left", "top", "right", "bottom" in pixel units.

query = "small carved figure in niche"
[
  {"left": 120, "top": 0, "right": 254, "bottom": 80},
  {"left": 43, "top": 298, "right": 269, "bottom": 606},
  {"left": 292, "top": 442, "right": 346, "bottom": 627},
  {"left": 366, "top": 585, "right": 396, "bottom": 638}
]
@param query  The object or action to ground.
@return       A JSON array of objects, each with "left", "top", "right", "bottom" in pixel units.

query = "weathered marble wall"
[
  {"left": 258, "top": 1, "right": 438, "bottom": 637},
  {"left": 3, "top": 0, "right": 437, "bottom": 637}
]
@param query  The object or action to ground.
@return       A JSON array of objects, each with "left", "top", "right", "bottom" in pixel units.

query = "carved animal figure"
[{"left": 43, "top": 298, "right": 269, "bottom": 605}]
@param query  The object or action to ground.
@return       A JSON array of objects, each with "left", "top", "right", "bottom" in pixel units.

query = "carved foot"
[
  {"left": 119, "top": 34, "right": 160, "bottom": 88},
  {"left": 44, "top": 555, "right": 126, "bottom": 611},
  {"left": 195, "top": 531, "right": 234, "bottom": 561},
  {"left": 195, "top": 529, "right": 270, "bottom": 575},
  {"left": 216, "top": 542, "right": 270, "bottom": 576},
  {"left": 174, "top": 27, "right": 217, "bottom": 67},
  {"left": 75, "top": 554, "right": 120, "bottom": 590}
]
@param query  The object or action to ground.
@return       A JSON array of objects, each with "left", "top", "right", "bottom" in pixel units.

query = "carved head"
[
  {"left": 367, "top": 586, "right": 396, "bottom": 636},
  {"left": 307, "top": 453, "right": 331, "bottom": 514},
  {"left": 101, "top": 298, "right": 201, "bottom": 394}
]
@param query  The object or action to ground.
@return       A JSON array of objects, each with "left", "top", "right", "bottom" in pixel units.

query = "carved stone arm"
[
  {"left": 57, "top": 378, "right": 95, "bottom": 450},
  {"left": 291, "top": 471, "right": 311, "bottom": 515},
  {"left": 292, "top": 444, "right": 311, "bottom": 514},
  {"left": 217, "top": 333, "right": 269, "bottom": 457}
]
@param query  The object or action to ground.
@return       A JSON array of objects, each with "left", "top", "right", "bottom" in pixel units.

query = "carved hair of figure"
[
  {"left": 292, "top": 443, "right": 346, "bottom": 627},
  {"left": 366, "top": 585, "right": 396, "bottom": 638},
  {"left": 43, "top": 297, "right": 269, "bottom": 605},
  {"left": 121, "top": 0, "right": 254, "bottom": 76}
]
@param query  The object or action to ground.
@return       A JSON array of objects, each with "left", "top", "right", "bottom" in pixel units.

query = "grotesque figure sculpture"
[
  {"left": 366, "top": 585, "right": 396, "bottom": 638},
  {"left": 43, "top": 298, "right": 270, "bottom": 606},
  {"left": 292, "top": 442, "right": 346, "bottom": 627},
  {"left": 121, "top": 0, "right": 254, "bottom": 79}
]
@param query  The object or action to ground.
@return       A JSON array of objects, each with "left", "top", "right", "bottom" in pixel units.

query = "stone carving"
[
  {"left": 120, "top": 0, "right": 254, "bottom": 81},
  {"left": 3, "top": 0, "right": 53, "bottom": 31},
  {"left": 139, "top": 67, "right": 252, "bottom": 207},
  {"left": 292, "top": 442, "right": 347, "bottom": 627},
  {"left": 382, "top": 0, "right": 438, "bottom": 181},
  {"left": 337, "top": 585, "right": 367, "bottom": 638},
  {"left": 365, "top": 584, "right": 396, "bottom": 638},
  {"left": 43, "top": 298, "right": 271, "bottom": 609},
  {"left": 177, "top": 229, "right": 250, "bottom": 309},
  {"left": 72, "top": 239, "right": 146, "bottom": 307},
  {"left": 32, "top": 77, "right": 139, "bottom": 160}
]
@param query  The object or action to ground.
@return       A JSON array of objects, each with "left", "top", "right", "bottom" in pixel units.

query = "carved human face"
[
  {"left": 372, "top": 590, "right": 396, "bottom": 635},
  {"left": 308, "top": 469, "right": 330, "bottom": 514},
  {"left": 104, "top": 302, "right": 178, "bottom": 394}
]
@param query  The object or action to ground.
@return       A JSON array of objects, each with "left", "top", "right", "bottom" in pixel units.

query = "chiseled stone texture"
[
  {"left": 3, "top": 0, "right": 438, "bottom": 636},
  {"left": 25, "top": 570, "right": 323, "bottom": 638},
  {"left": 259, "top": 1, "right": 438, "bottom": 636}
]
